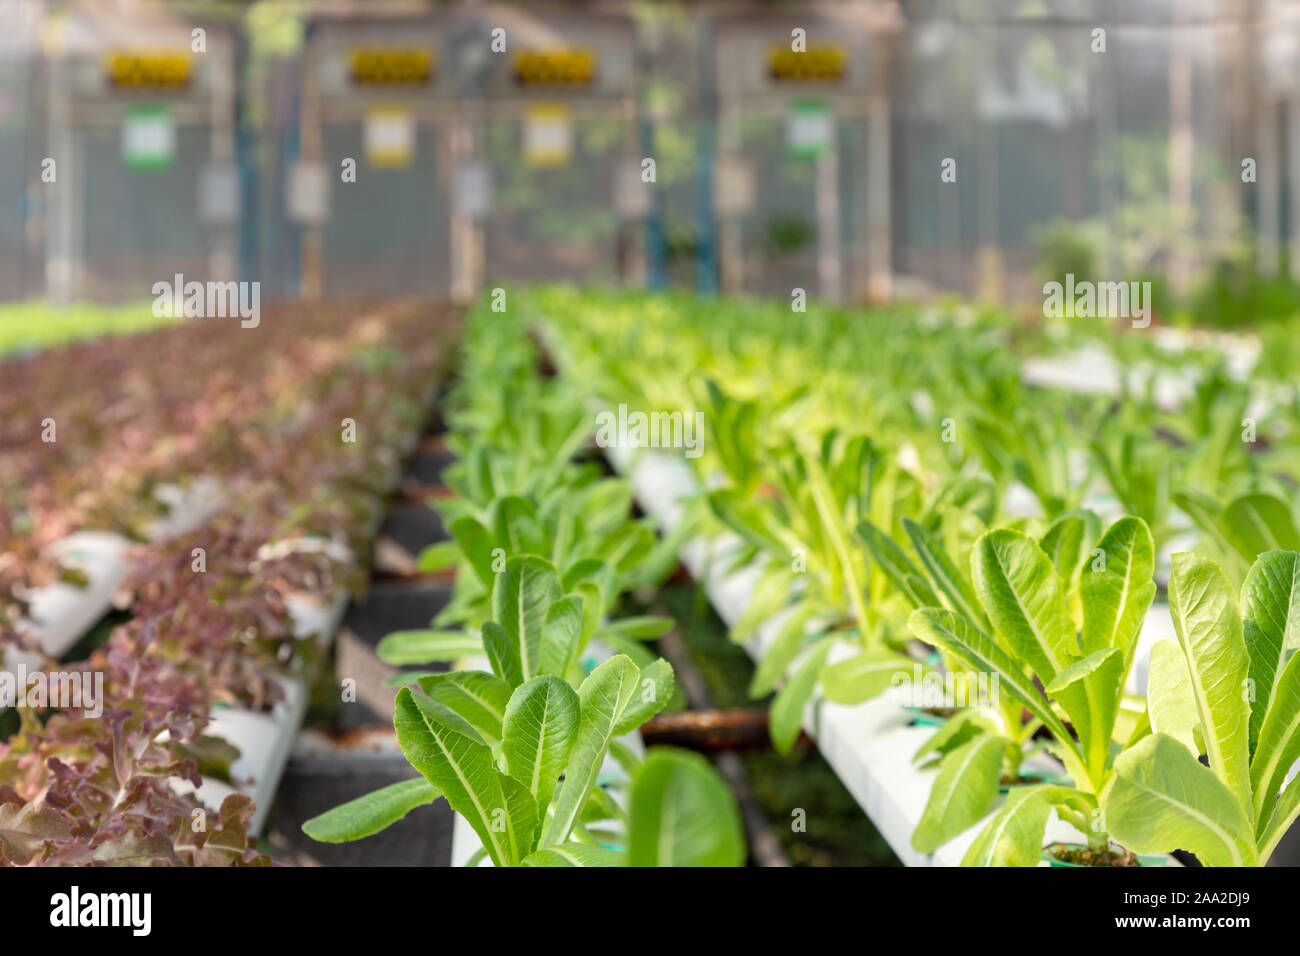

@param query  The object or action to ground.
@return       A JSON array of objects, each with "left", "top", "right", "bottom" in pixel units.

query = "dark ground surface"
[
  {"left": 327, "top": 579, "right": 453, "bottom": 727},
  {"left": 265, "top": 749, "right": 453, "bottom": 867}
]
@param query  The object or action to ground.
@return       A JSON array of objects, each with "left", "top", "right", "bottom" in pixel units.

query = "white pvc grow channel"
[
  {"left": 6, "top": 478, "right": 225, "bottom": 677},
  {"left": 530, "top": 318, "right": 1218, "bottom": 865},
  {"left": 181, "top": 411, "right": 435, "bottom": 837},
  {"left": 171, "top": 587, "right": 349, "bottom": 836},
  {"left": 3, "top": 476, "right": 332, "bottom": 837},
  {"left": 602, "top": 442, "right": 1178, "bottom": 867},
  {"left": 4, "top": 376, "right": 438, "bottom": 841},
  {"left": 1019, "top": 327, "right": 1278, "bottom": 419}
]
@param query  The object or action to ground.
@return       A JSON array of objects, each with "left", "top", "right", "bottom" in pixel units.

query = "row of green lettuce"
[
  {"left": 529, "top": 284, "right": 1300, "bottom": 867},
  {"left": 302, "top": 298, "right": 746, "bottom": 867},
  {"left": 0, "top": 301, "right": 180, "bottom": 356}
]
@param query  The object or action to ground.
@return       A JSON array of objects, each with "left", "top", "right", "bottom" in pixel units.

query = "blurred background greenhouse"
[
  {"left": 2, "top": 0, "right": 1299, "bottom": 317},
  {"left": 6, "top": 0, "right": 1300, "bottom": 879}
]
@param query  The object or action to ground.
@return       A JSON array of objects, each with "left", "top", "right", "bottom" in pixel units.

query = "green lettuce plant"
[
  {"left": 1175, "top": 490, "right": 1300, "bottom": 585},
  {"left": 397, "top": 474, "right": 661, "bottom": 641},
  {"left": 862, "top": 511, "right": 1058, "bottom": 854},
  {"left": 1103, "top": 549, "right": 1300, "bottom": 865},
  {"left": 378, "top": 297, "right": 681, "bottom": 669},
  {"left": 907, "top": 517, "right": 1157, "bottom": 864},
  {"left": 962, "top": 399, "right": 1087, "bottom": 520},
  {"left": 306, "top": 555, "right": 680, "bottom": 865},
  {"left": 700, "top": 412, "right": 926, "bottom": 752}
]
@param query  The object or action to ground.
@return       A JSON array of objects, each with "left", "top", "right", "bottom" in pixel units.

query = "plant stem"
[{"left": 1087, "top": 826, "right": 1110, "bottom": 855}]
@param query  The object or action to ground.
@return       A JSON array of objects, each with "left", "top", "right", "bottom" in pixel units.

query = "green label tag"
[
  {"left": 787, "top": 99, "right": 832, "bottom": 161},
  {"left": 122, "top": 105, "right": 175, "bottom": 170}
]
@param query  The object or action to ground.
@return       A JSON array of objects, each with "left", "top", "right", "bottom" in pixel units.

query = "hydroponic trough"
[
  {"left": 6, "top": 478, "right": 225, "bottom": 680},
  {"left": 604, "top": 443, "right": 1179, "bottom": 867}
]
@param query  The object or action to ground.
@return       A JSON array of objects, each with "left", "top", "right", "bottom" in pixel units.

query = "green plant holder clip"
[{"left": 902, "top": 705, "right": 955, "bottom": 728}]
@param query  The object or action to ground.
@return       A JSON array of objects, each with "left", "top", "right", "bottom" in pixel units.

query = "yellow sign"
[
  {"left": 524, "top": 104, "right": 572, "bottom": 167},
  {"left": 365, "top": 108, "right": 415, "bottom": 168},
  {"left": 768, "top": 46, "right": 846, "bottom": 82},
  {"left": 350, "top": 49, "right": 434, "bottom": 86},
  {"left": 105, "top": 53, "right": 191, "bottom": 88},
  {"left": 513, "top": 50, "right": 595, "bottom": 86}
]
